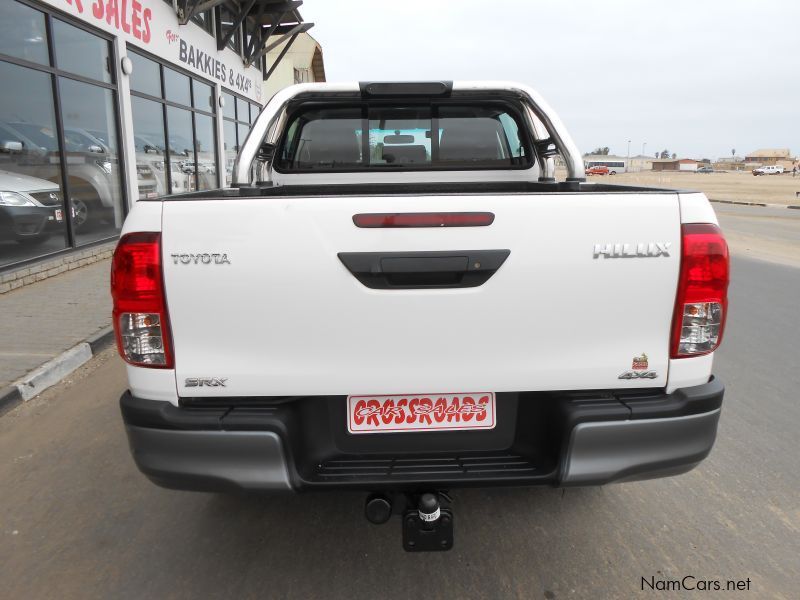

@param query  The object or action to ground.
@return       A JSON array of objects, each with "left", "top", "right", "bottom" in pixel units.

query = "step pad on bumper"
[{"left": 315, "top": 453, "right": 538, "bottom": 482}]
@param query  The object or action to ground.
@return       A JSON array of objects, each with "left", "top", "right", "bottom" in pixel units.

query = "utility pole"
[{"left": 626, "top": 140, "right": 631, "bottom": 173}]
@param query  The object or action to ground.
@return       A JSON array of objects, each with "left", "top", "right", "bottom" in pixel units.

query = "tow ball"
[{"left": 364, "top": 492, "right": 454, "bottom": 552}]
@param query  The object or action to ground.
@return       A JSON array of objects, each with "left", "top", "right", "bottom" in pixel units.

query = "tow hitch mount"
[{"left": 365, "top": 491, "right": 454, "bottom": 552}]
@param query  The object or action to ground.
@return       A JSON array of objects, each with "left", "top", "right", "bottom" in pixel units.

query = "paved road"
[
  {"left": 714, "top": 204, "right": 800, "bottom": 267},
  {"left": 1, "top": 247, "right": 798, "bottom": 597}
]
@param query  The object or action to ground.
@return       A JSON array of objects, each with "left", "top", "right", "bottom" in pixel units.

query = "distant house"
[
  {"left": 652, "top": 158, "right": 702, "bottom": 172},
  {"left": 744, "top": 149, "right": 792, "bottom": 164},
  {"left": 629, "top": 155, "right": 654, "bottom": 171},
  {"left": 713, "top": 156, "right": 746, "bottom": 171}
]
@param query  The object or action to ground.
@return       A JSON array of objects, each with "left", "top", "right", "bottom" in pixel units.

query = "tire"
[
  {"left": 70, "top": 197, "right": 90, "bottom": 230},
  {"left": 609, "top": 171, "right": 616, "bottom": 175}
]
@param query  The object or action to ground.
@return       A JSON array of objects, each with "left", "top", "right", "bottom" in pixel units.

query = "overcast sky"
[{"left": 302, "top": 0, "right": 799, "bottom": 160}]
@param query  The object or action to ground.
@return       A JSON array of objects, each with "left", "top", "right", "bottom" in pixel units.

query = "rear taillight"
[
  {"left": 111, "top": 232, "right": 173, "bottom": 368},
  {"left": 671, "top": 223, "right": 729, "bottom": 358}
]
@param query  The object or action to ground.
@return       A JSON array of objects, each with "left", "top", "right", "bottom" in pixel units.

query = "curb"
[
  {"left": 0, "top": 326, "right": 115, "bottom": 417},
  {"left": 710, "top": 199, "right": 800, "bottom": 209}
]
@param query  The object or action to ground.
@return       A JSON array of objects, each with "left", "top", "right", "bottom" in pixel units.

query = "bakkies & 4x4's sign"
[
  {"left": 170, "top": 32, "right": 253, "bottom": 95},
  {"left": 46, "top": 0, "right": 262, "bottom": 102}
]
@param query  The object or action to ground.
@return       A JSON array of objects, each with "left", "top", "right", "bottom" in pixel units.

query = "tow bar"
[{"left": 365, "top": 491, "right": 454, "bottom": 552}]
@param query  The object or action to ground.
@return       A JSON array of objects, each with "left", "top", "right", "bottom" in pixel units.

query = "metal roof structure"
[{"left": 173, "top": 1, "right": 314, "bottom": 75}]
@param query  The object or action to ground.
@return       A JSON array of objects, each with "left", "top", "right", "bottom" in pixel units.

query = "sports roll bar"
[{"left": 232, "top": 81, "right": 586, "bottom": 186}]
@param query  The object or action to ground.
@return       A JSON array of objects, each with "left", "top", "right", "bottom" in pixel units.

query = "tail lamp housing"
[
  {"left": 671, "top": 223, "right": 729, "bottom": 358},
  {"left": 111, "top": 232, "right": 173, "bottom": 368}
]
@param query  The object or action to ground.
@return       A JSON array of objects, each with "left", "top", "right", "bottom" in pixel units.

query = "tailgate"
[{"left": 162, "top": 193, "right": 680, "bottom": 397}]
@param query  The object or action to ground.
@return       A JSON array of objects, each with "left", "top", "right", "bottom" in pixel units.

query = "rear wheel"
[{"left": 70, "top": 197, "right": 89, "bottom": 229}]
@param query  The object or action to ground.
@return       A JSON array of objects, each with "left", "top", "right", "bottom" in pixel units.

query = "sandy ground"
[
  {"left": 556, "top": 168, "right": 800, "bottom": 205},
  {"left": 584, "top": 169, "right": 800, "bottom": 205}
]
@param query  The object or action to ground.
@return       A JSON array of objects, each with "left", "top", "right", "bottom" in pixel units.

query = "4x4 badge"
[{"left": 619, "top": 370, "right": 657, "bottom": 380}]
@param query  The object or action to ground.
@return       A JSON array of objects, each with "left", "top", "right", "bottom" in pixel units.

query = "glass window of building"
[
  {"left": 193, "top": 80, "right": 214, "bottom": 113},
  {"left": 129, "top": 52, "right": 161, "bottom": 97},
  {"left": 164, "top": 68, "right": 191, "bottom": 106},
  {"left": 236, "top": 97, "right": 249, "bottom": 124},
  {"left": 0, "top": 61, "right": 68, "bottom": 267},
  {"left": 0, "top": 2, "right": 125, "bottom": 269},
  {"left": 195, "top": 113, "right": 217, "bottom": 191},
  {"left": 130, "top": 96, "right": 167, "bottom": 199},
  {"left": 223, "top": 120, "right": 237, "bottom": 184},
  {"left": 192, "top": 10, "right": 214, "bottom": 36},
  {"left": 128, "top": 51, "right": 219, "bottom": 196},
  {"left": 222, "top": 91, "right": 236, "bottom": 120},
  {"left": 58, "top": 77, "right": 124, "bottom": 246},
  {"left": 222, "top": 90, "right": 258, "bottom": 185},
  {"left": 166, "top": 106, "right": 195, "bottom": 193},
  {"left": 0, "top": 1, "right": 49, "bottom": 65},
  {"left": 52, "top": 19, "right": 112, "bottom": 84}
]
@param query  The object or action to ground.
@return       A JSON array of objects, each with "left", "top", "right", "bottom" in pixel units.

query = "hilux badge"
[{"left": 593, "top": 242, "right": 670, "bottom": 258}]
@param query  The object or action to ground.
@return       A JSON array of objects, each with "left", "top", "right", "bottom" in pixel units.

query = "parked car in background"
[
  {"left": 134, "top": 135, "right": 167, "bottom": 197},
  {"left": 0, "top": 170, "right": 64, "bottom": 245},
  {"left": 696, "top": 166, "right": 714, "bottom": 173},
  {"left": 752, "top": 165, "right": 784, "bottom": 176},
  {"left": 586, "top": 165, "right": 615, "bottom": 175},
  {"left": 0, "top": 121, "right": 116, "bottom": 229},
  {"left": 85, "top": 128, "right": 159, "bottom": 199}
]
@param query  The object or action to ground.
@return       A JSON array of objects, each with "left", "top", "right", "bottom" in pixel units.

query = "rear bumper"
[{"left": 121, "top": 378, "right": 723, "bottom": 492}]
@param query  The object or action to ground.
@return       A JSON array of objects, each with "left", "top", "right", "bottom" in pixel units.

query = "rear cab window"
[{"left": 275, "top": 102, "right": 532, "bottom": 172}]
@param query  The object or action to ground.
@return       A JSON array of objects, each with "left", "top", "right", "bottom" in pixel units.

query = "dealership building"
[{"left": 0, "top": 0, "right": 323, "bottom": 278}]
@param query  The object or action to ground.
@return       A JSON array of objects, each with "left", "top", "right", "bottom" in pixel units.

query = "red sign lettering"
[{"left": 85, "top": 0, "right": 151, "bottom": 44}]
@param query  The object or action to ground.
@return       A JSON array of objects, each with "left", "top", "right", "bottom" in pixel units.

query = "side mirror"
[
  {"left": 88, "top": 144, "right": 104, "bottom": 154},
  {"left": 0, "top": 140, "right": 23, "bottom": 153},
  {"left": 257, "top": 142, "right": 275, "bottom": 162}
]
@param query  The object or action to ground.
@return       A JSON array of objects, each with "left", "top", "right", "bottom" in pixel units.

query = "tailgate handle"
[{"left": 338, "top": 250, "right": 510, "bottom": 289}]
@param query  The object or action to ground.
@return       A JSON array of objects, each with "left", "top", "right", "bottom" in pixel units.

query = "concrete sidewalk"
[{"left": 0, "top": 259, "right": 113, "bottom": 404}]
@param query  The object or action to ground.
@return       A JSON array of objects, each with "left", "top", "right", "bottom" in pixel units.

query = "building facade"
[
  {"left": 262, "top": 32, "right": 325, "bottom": 100},
  {"left": 652, "top": 158, "right": 703, "bottom": 172},
  {"left": 744, "top": 149, "right": 795, "bottom": 170},
  {"left": 744, "top": 149, "right": 792, "bottom": 165},
  {"left": 0, "top": 0, "right": 317, "bottom": 273}
]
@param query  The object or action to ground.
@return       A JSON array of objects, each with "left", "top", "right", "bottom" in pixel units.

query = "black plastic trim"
[
  {"left": 337, "top": 249, "right": 510, "bottom": 289},
  {"left": 359, "top": 81, "right": 453, "bottom": 97},
  {"left": 120, "top": 378, "right": 723, "bottom": 491},
  {"left": 141, "top": 181, "right": 695, "bottom": 202},
  {"left": 122, "top": 379, "right": 723, "bottom": 433}
]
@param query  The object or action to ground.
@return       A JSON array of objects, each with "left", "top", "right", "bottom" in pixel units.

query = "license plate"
[{"left": 347, "top": 393, "right": 496, "bottom": 434}]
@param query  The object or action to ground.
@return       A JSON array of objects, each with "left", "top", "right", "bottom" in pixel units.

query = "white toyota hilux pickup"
[{"left": 113, "top": 81, "right": 728, "bottom": 551}]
